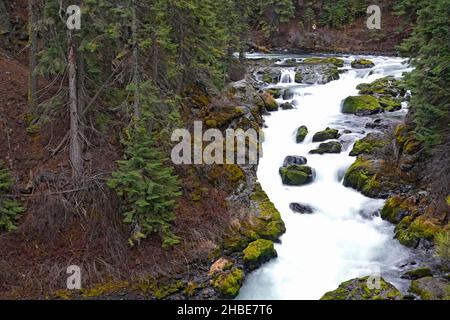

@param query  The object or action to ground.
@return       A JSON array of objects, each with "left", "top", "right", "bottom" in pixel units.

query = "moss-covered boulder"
[
  {"left": 380, "top": 196, "right": 415, "bottom": 224},
  {"left": 280, "top": 102, "right": 294, "bottom": 110},
  {"left": 212, "top": 268, "right": 245, "bottom": 298},
  {"left": 266, "top": 88, "right": 282, "bottom": 99},
  {"left": 261, "top": 69, "right": 281, "bottom": 84},
  {"left": 312, "top": 127, "right": 340, "bottom": 142},
  {"left": 296, "top": 125, "right": 308, "bottom": 143},
  {"left": 302, "top": 57, "right": 344, "bottom": 68},
  {"left": 394, "top": 216, "right": 442, "bottom": 248},
  {"left": 409, "top": 277, "right": 450, "bottom": 300},
  {"left": 356, "top": 76, "right": 406, "bottom": 97},
  {"left": 309, "top": 141, "right": 342, "bottom": 154},
  {"left": 260, "top": 92, "right": 279, "bottom": 112},
  {"left": 295, "top": 72, "right": 303, "bottom": 83},
  {"left": 279, "top": 165, "right": 314, "bottom": 186},
  {"left": 351, "top": 59, "right": 375, "bottom": 69},
  {"left": 349, "top": 133, "right": 387, "bottom": 157},
  {"left": 342, "top": 95, "right": 382, "bottom": 115},
  {"left": 343, "top": 157, "right": 383, "bottom": 198},
  {"left": 379, "top": 96, "right": 402, "bottom": 112},
  {"left": 402, "top": 267, "right": 433, "bottom": 280},
  {"left": 243, "top": 239, "right": 277, "bottom": 270},
  {"left": 320, "top": 277, "right": 402, "bottom": 300}
]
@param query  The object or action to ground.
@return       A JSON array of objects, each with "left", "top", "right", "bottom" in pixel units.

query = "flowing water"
[{"left": 237, "top": 54, "right": 416, "bottom": 300}]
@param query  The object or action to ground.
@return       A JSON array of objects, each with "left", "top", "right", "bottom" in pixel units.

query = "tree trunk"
[
  {"left": 28, "top": 0, "right": 37, "bottom": 111},
  {"left": 68, "top": 30, "right": 83, "bottom": 180},
  {"left": 132, "top": 0, "right": 140, "bottom": 119}
]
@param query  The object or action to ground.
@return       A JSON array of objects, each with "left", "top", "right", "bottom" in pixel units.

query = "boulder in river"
[
  {"left": 349, "top": 132, "right": 386, "bottom": 157},
  {"left": 408, "top": 276, "right": 449, "bottom": 300},
  {"left": 260, "top": 92, "right": 279, "bottom": 112},
  {"left": 296, "top": 125, "right": 308, "bottom": 143},
  {"left": 309, "top": 141, "right": 342, "bottom": 154},
  {"left": 283, "top": 156, "right": 307, "bottom": 167},
  {"left": 280, "top": 102, "right": 294, "bottom": 110},
  {"left": 289, "top": 203, "right": 314, "bottom": 214},
  {"left": 401, "top": 267, "right": 433, "bottom": 280},
  {"left": 279, "top": 165, "right": 314, "bottom": 186},
  {"left": 312, "top": 127, "right": 340, "bottom": 142},
  {"left": 243, "top": 239, "right": 277, "bottom": 271},
  {"left": 351, "top": 59, "right": 375, "bottom": 69},
  {"left": 302, "top": 57, "right": 344, "bottom": 68},
  {"left": 282, "top": 89, "right": 295, "bottom": 100},
  {"left": 342, "top": 95, "right": 382, "bottom": 115},
  {"left": 320, "top": 276, "right": 402, "bottom": 300}
]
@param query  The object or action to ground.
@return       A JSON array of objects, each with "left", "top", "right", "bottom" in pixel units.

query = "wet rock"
[
  {"left": 289, "top": 203, "right": 314, "bottom": 214},
  {"left": 349, "top": 133, "right": 386, "bottom": 157},
  {"left": 296, "top": 125, "right": 309, "bottom": 143},
  {"left": 212, "top": 268, "right": 245, "bottom": 298},
  {"left": 408, "top": 277, "right": 449, "bottom": 300},
  {"left": 342, "top": 95, "right": 382, "bottom": 115},
  {"left": 351, "top": 59, "right": 375, "bottom": 69},
  {"left": 312, "top": 127, "right": 340, "bottom": 142},
  {"left": 283, "top": 156, "right": 307, "bottom": 167},
  {"left": 309, "top": 141, "right": 342, "bottom": 154},
  {"left": 280, "top": 102, "right": 294, "bottom": 110},
  {"left": 282, "top": 89, "right": 295, "bottom": 100},
  {"left": 259, "top": 92, "right": 279, "bottom": 112},
  {"left": 356, "top": 76, "right": 406, "bottom": 98},
  {"left": 320, "top": 276, "right": 402, "bottom": 300},
  {"left": 401, "top": 267, "right": 433, "bottom": 280},
  {"left": 279, "top": 165, "right": 314, "bottom": 186},
  {"left": 243, "top": 239, "right": 277, "bottom": 271}
]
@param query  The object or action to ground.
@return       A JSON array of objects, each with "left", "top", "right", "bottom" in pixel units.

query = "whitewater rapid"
[{"left": 237, "top": 55, "right": 414, "bottom": 300}]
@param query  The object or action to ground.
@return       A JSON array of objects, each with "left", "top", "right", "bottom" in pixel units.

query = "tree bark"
[
  {"left": 28, "top": 0, "right": 37, "bottom": 111},
  {"left": 132, "top": 0, "right": 140, "bottom": 119},
  {"left": 68, "top": 30, "right": 83, "bottom": 180}
]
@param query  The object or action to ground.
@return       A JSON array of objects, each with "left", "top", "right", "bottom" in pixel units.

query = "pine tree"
[{"left": 0, "top": 162, "right": 25, "bottom": 232}]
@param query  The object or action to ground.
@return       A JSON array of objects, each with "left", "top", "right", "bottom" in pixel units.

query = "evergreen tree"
[
  {"left": 400, "top": 0, "right": 450, "bottom": 147},
  {"left": 0, "top": 162, "right": 25, "bottom": 232}
]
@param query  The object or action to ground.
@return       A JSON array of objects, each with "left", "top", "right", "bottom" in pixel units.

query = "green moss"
[
  {"left": 379, "top": 96, "right": 402, "bottom": 112},
  {"left": 183, "top": 281, "right": 199, "bottom": 297},
  {"left": 342, "top": 95, "right": 381, "bottom": 115},
  {"left": 302, "top": 57, "right": 344, "bottom": 67},
  {"left": 343, "top": 157, "right": 382, "bottom": 197},
  {"left": 138, "top": 280, "right": 184, "bottom": 299},
  {"left": 81, "top": 281, "right": 129, "bottom": 298},
  {"left": 260, "top": 92, "right": 278, "bottom": 112},
  {"left": 350, "top": 134, "right": 386, "bottom": 156},
  {"left": 321, "top": 277, "right": 401, "bottom": 300},
  {"left": 309, "top": 141, "right": 342, "bottom": 154},
  {"left": 395, "top": 216, "right": 442, "bottom": 248},
  {"left": 243, "top": 239, "right": 277, "bottom": 268},
  {"left": 357, "top": 77, "right": 405, "bottom": 96},
  {"left": 212, "top": 268, "right": 244, "bottom": 298},
  {"left": 26, "top": 124, "right": 41, "bottom": 135},
  {"left": 312, "top": 127, "right": 340, "bottom": 142},
  {"left": 208, "top": 164, "right": 245, "bottom": 187},
  {"left": 380, "top": 196, "right": 405, "bottom": 224},
  {"left": 266, "top": 88, "right": 282, "bottom": 99},
  {"left": 295, "top": 72, "right": 303, "bottom": 83},
  {"left": 296, "top": 126, "right": 308, "bottom": 143},
  {"left": 279, "top": 165, "right": 314, "bottom": 186},
  {"left": 351, "top": 59, "right": 375, "bottom": 69},
  {"left": 409, "top": 277, "right": 450, "bottom": 300},
  {"left": 403, "top": 267, "right": 433, "bottom": 280}
]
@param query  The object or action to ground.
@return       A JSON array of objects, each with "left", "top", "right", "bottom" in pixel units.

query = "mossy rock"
[
  {"left": 280, "top": 102, "right": 294, "bottom": 110},
  {"left": 349, "top": 133, "right": 386, "bottom": 157},
  {"left": 394, "top": 216, "right": 442, "bottom": 248},
  {"left": 309, "top": 141, "right": 342, "bottom": 154},
  {"left": 409, "top": 277, "right": 450, "bottom": 300},
  {"left": 260, "top": 92, "right": 279, "bottom": 112},
  {"left": 261, "top": 70, "right": 280, "bottom": 84},
  {"left": 295, "top": 72, "right": 303, "bottom": 83},
  {"left": 351, "top": 59, "right": 375, "bottom": 69},
  {"left": 380, "top": 196, "right": 414, "bottom": 224},
  {"left": 266, "top": 88, "right": 282, "bottom": 99},
  {"left": 394, "top": 124, "right": 422, "bottom": 155},
  {"left": 379, "top": 96, "right": 402, "bottom": 112},
  {"left": 402, "top": 267, "right": 433, "bottom": 280},
  {"left": 343, "top": 157, "right": 382, "bottom": 198},
  {"left": 296, "top": 125, "right": 308, "bottom": 143},
  {"left": 212, "top": 268, "right": 245, "bottom": 298},
  {"left": 320, "top": 276, "right": 402, "bottom": 300},
  {"left": 243, "top": 239, "right": 277, "bottom": 270},
  {"left": 325, "top": 67, "right": 340, "bottom": 82},
  {"left": 279, "top": 165, "right": 314, "bottom": 186},
  {"left": 357, "top": 76, "right": 405, "bottom": 97},
  {"left": 342, "top": 95, "right": 382, "bottom": 115},
  {"left": 208, "top": 164, "right": 245, "bottom": 187},
  {"left": 312, "top": 127, "right": 340, "bottom": 142},
  {"left": 282, "top": 89, "right": 295, "bottom": 100},
  {"left": 302, "top": 57, "right": 344, "bottom": 68}
]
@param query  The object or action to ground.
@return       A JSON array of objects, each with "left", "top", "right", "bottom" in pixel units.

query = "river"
[{"left": 237, "top": 54, "right": 416, "bottom": 300}]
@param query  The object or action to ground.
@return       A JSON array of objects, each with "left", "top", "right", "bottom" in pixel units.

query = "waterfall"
[{"left": 237, "top": 55, "right": 413, "bottom": 300}]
